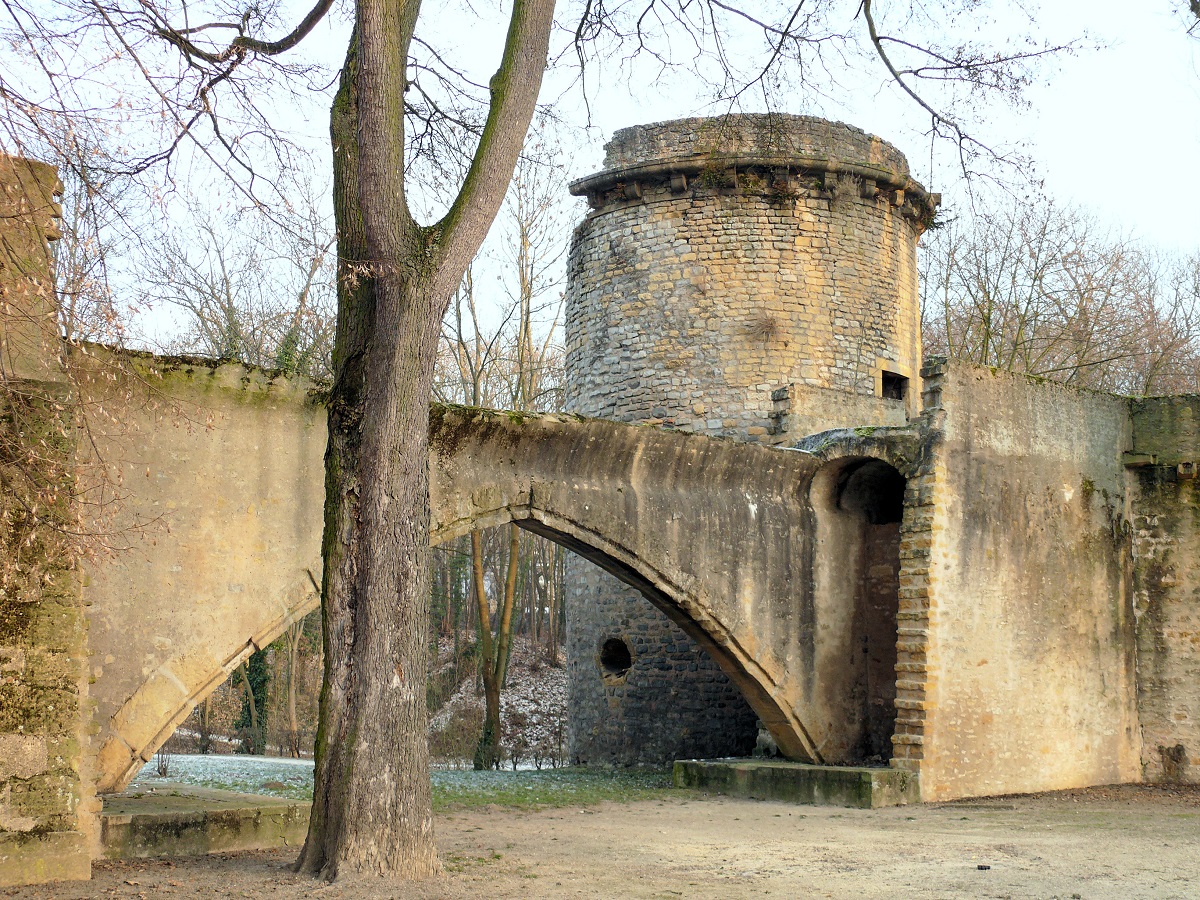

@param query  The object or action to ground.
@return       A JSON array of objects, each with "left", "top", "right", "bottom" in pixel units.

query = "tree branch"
[
  {"left": 151, "top": 0, "right": 336, "bottom": 64},
  {"left": 433, "top": 0, "right": 556, "bottom": 298}
]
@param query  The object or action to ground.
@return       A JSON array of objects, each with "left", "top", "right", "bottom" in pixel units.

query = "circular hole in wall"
[{"left": 599, "top": 637, "right": 632, "bottom": 679}]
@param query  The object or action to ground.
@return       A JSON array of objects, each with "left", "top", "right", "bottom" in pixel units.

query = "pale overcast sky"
[
  {"left": 545, "top": 2, "right": 1200, "bottom": 252},
  {"left": 131, "top": 2, "right": 1200, "bottom": 344},
  {"left": 215, "top": 1, "right": 1200, "bottom": 249}
]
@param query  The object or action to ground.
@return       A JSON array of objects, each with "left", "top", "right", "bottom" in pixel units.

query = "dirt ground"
[{"left": 9, "top": 784, "right": 1200, "bottom": 899}]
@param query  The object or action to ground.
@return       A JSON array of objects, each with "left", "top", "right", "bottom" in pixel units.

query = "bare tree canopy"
[
  {"left": 1, "top": 1, "right": 1080, "bottom": 198},
  {"left": 923, "top": 196, "right": 1200, "bottom": 396},
  {"left": 142, "top": 195, "right": 336, "bottom": 378}
]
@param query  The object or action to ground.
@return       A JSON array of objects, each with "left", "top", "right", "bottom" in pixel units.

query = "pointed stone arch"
[{"left": 93, "top": 406, "right": 931, "bottom": 793}]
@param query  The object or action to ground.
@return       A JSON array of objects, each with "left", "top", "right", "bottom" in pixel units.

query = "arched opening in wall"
[
  {"left": 426, "top": 523, "right": 571, "bottom": 769},
  {"left": 187, "top": 613, "right": 323, "bottom": 760},
  {"left": 811, "top": 457, "right": 906, "bottom": 765},
  {"left": 106, "top": 606, "right": 325, "bottom": 794},
  {"left": 427, "top": 504, "right": 770, "bottom": 769}
]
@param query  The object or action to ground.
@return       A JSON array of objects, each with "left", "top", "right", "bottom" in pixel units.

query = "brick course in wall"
[{"left": 888, "top": 360, "right": 947, "bottom": 779}]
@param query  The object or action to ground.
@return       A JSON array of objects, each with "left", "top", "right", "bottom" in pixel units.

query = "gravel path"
[{"left": 8, "top": 783, "right": 1200, "bottom": 898}]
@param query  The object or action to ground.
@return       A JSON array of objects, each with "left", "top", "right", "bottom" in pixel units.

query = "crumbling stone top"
[
  {"left": 602, "top": 114, "right": 911, "bottom": 177},
  {"left": 0, "top": 154, "right": 63, "bottom": 241},
  {"left": 571, "top": 114, "right": 930, "bottom": 210}
]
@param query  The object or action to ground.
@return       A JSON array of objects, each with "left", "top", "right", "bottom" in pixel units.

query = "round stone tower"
[{"left": 563, "top": 114, "right": 937, "bottom": 765}]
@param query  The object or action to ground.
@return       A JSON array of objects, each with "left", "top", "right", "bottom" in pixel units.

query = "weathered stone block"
[
  {"left": 0, "top": 831, "right": 90, "bottom": 887},
  {"left": 107, "top": 670, "right": 188, "bottom": 756},
  {"left": 0, "top": 681, "right": 79, "bottom": 734},
  {"left": 673, "top": 758, "right": 919, "bottom": 808},
  {"left": 3, "top": 772, "right": 78, "bottom": 821},
  {"left": 101, "top": 793, "right": 310, "bottom": 860},
  {"left": 0, "top": 735, "right": 48, "bottom": 780}
]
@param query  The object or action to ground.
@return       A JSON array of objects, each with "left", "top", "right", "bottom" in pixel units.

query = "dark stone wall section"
[{"left": 565, "top": 557, "right": 759, "bottom": 765}]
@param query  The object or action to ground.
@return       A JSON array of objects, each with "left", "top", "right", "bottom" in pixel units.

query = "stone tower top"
[
  {"left": 564, "top": 113, "right": 934, "bottom": 438},
  {"left": 604, "top": 115, "right": 909, "bottom": 175},
  {"left": 572, "top": 114, "right": 937, "bottom": 224}
]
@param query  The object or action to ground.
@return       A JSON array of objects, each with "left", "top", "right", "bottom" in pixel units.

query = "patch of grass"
[
  {"left": 134, "top": 757, "right": 682, "bottom": 810},
  {"left": 431, "top": 766, "right": 678, "bottom": 812}
]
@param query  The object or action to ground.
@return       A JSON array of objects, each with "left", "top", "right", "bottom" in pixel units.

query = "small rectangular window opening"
[{"left": 881, "top": 370, "right": 908, "bottom": 402}]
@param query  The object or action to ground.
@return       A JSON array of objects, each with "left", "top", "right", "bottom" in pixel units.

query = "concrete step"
[{"left": 673, "top": 758, "right": 919, "bottom": 809}]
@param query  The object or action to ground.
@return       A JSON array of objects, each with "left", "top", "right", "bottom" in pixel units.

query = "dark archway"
[
  {"left": 513, "top": 514, "right": 791, "bottom": 759},
  {"left": 810, "top": 456, "right": 906, "bottom": 764}
]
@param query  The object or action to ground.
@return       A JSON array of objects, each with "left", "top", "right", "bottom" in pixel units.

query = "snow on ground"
[
  {"left": 131, "top": 753, "right": 668, "bottom": 805},
  {"left": 132, "top": 637, "right": 569, "bottom": 799},
  {"left": 430, "top": 636, "right": 568, "bottom": 766},
  {"left": 132, "top": 754, "right": 315, "bottom": 799}
]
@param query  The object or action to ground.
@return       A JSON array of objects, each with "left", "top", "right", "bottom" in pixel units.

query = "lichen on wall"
[{"left": 1129, "top": 396, "right": 1200, "bottom": 782}]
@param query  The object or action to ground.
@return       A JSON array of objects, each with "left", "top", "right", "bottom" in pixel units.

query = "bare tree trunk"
[
  {"left": 239, "top": 660, "right": 259, "bottom": 754},
  {"left": 471, "top": 522, "right": 521, "bottom": 769},
  {"left": 296, "top": 23, "right": 440, "bottom": 878},
  {"left": 299, "top": 0, "right": 554, "bottom": 879},
  {"left": 198, "top": 697, "right": 212, "bottom": 755},
  {"left": 497, "top": 523, "right": 520, "bottom": 684},
  {"left": 470, "top": 528, "right": 496, "bottom": 769}
]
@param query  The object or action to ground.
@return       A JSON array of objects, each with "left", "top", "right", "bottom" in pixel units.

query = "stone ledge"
[
  {"left": 100, "top": 785, "right": 309, "bottom": 860},
  {"left": 673, "top": 759, "right": 920, "bottom": 809}
]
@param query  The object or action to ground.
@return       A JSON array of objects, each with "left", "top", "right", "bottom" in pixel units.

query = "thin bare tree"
[
  {"left": 433, "top": 137, "right": 568, "bottom": 770},
  {"left": 141, "top": 194, "right": 336, "bottom": 378}
]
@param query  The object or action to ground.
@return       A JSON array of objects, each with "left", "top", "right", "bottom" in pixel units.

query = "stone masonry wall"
[
  {"left": 1128, "top": 396, "right": 1200, "bottom": 782},
  {"left": 0, "top": 157, "right": 93, "bottom": 886},
  {"left": 566, "top": 123, "right": 928, "bottom": 437},
  {"left": 887, "top": 362, "right": 946, "bottom": 783},
  {"left": 83, "top": 354, "right": 326, "bottom": 795},
  {"left": 919, "top": 363, "right": 1140, "bottom": 800},
  {"left": 565, "top": 560, "right": 758, "bottom": 765},
  {"left": 564, "top": 115, "right": 931, "bottom": 765}
]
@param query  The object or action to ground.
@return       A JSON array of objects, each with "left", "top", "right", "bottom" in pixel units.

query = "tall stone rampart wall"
[
  {"left": 82, "top": 354, "right": 326, "bottom": 796},
  {"left": 9, "top": 144, "right": 1200, "bottom": 887},
  {"left": 918, "top": 364, "right": 1140, "bottom": 800}
]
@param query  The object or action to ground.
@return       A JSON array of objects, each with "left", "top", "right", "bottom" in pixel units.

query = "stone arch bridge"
[{"left": 87, "top": 360, "right": 927, "bottom": 795}]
